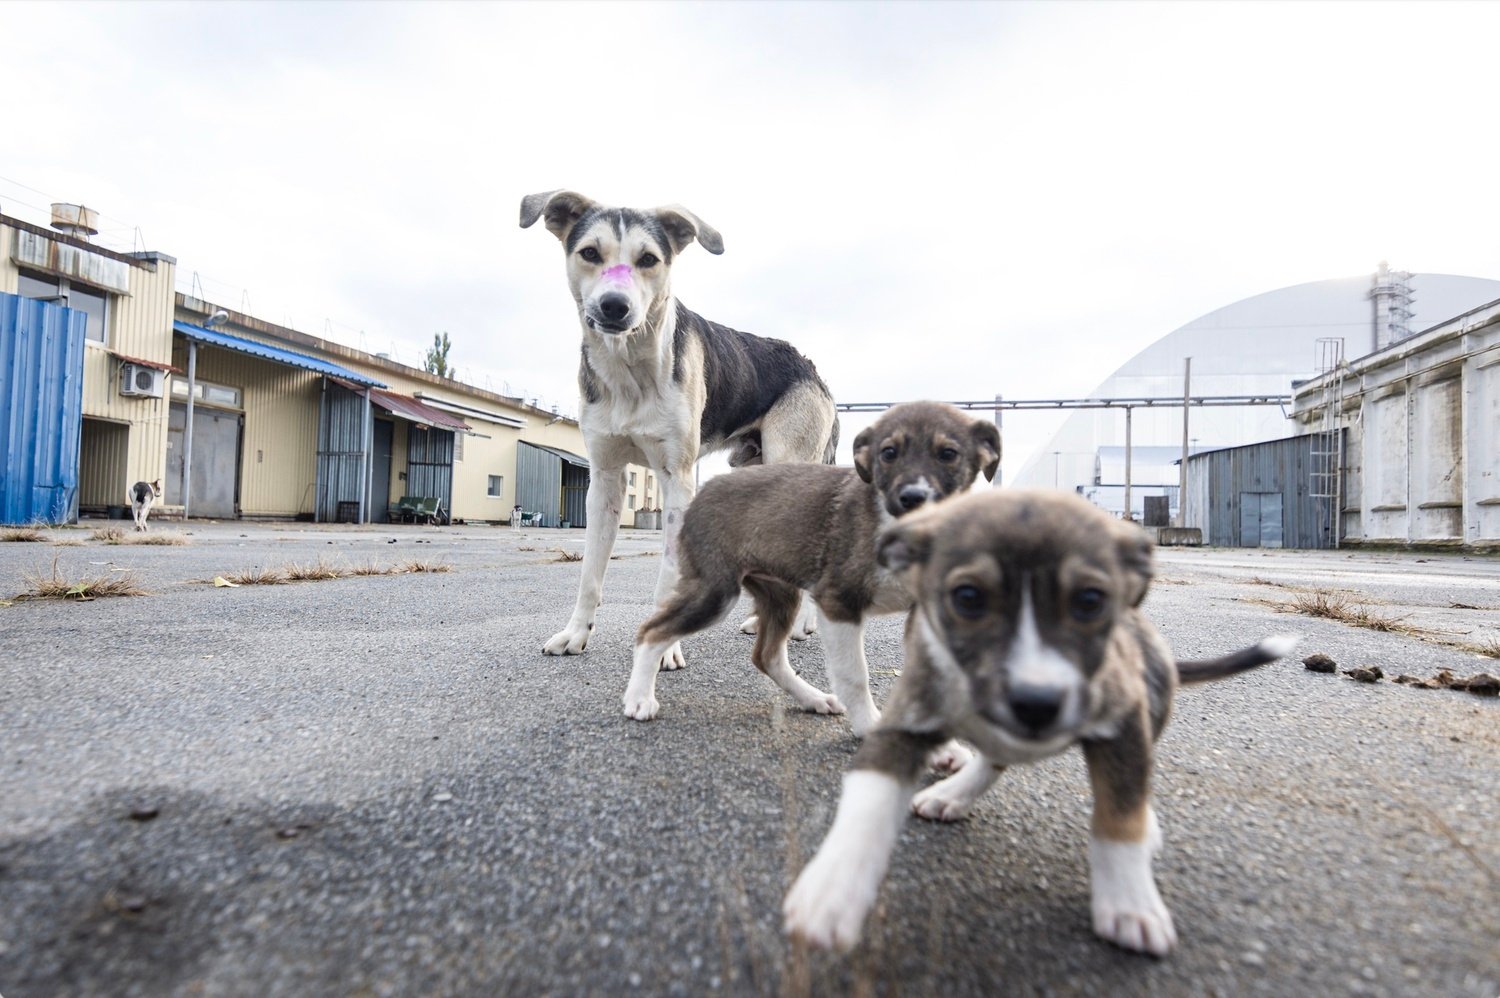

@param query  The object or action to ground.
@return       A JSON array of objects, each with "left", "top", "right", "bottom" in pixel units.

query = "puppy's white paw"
[
  {"left": 783, "top": 854, "right": 871, "bottom": 952},
  {"left": 622, "top": 691, "right": 659, "bottom": 721},
  {"left": 926, "top": 740, "right": 973, "bottom": 775},
  {"left": 543, "top": 621, "right": 591, "bottom": 656},
  {"left": 739, "top": 615, "right": 760, "bottom": 635},
  {"left": 658, "top": 642, "right": 686, "bottom": 671},
  {"left": 911, "top": 784, "right": 973, "bottom": 822},
  {"left": 1089, "top": 830, "right": 1177, "bottom": 957},
  {"left": 796, "top": 691, "right": 846, "bottom": 716},
  {"left": 790, "top": 605, "right": 818, "bottom": 641},
  {"left": 847, "top": 705, "right": 881, "bottom": 739}
]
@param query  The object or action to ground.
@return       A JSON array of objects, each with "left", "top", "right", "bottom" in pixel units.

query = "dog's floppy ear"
[
  {"left": 519, "top": 190, "right": 595, "bottom": 242},
  {"left": 876, "top": 516, "right": 935, "bottom": 572},
  {"left": 970, "top": 419, "right": 1002, "bottom": 482},
  {"left": 1112, "top": 519, "right": 1154, "bottom": 607},
  {"left": 653, "top": 205, "right": 725, "bottom": 256},
  {"left": 851, "top": 424, "right": 878, "bottom": 483}
]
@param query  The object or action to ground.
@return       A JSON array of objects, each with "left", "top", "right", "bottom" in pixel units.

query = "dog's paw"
[
  {"left": 796, "top": 690, "right": 846, "bottom": 716},
  {"left": 1089, "top": 832, "right": 1177, "bottom": 956},
  {"left": 847, "top": 705, "right": 881, "bottom": 738},
  {"left": 783, "top": 857, "right": 870, "bottom": 953},
  {"left": 926, "top": 740, "right": 973, "bottom": 775},
  {"left": 739, "top": 614, "right": 760, "bottom": 635},
  {"left": 1092, "top": 899, "right": 1177, "bottom": 957},
  {"left": 790, "top": 606, "right": 818, "bottom": 641},
  {"left": 911, "top": 783, "right": 973, "bottom": 822},
  {"left": 622, "top": 691, "right": 660, "bottom": 721},
  {"left": 657, "top": 642, "right": 686, "bottom": 671},
  {"left": 542, "top": 623, "right": 591, "bottom": 656}
]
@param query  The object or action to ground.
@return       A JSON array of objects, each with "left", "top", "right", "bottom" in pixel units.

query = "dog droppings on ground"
[
  {"left": 127, "top": 806, "right": 159, "bottom": 822},
  {"left": 1344, "top": 666, "right": 1383, "bottom": 683},
  {"left": 1303, "top": 653, "right": 1337, "bottom": 673},
  {"left": 1394, "top": 669, "right": 1500, "bottom": 696}
]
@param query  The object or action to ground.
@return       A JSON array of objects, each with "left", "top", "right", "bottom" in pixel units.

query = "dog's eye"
[
  {"left": 636, "top": 253, "right": 659, "bottom": 269},
  {"left": 880, "top": 446, "right": 898, "bottom": 463},
  {"left": 1070, "top": 588, "right": 1107, "bottom": 621},
  {"left": 938, "top": 447, "right": 959, "bottom": 462},
  {"left": 580, "top": 246, "right": 602, "bottom": 264},
  {"left": 950, "top": 584, "right": 987, "bottom": 619}
]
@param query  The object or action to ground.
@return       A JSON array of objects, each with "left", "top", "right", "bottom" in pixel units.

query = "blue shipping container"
[{"left": 0, "top": 292, "right": 86, "bottom": 524}]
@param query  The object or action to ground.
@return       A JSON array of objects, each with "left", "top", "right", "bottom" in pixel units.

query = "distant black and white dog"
[
  {"left": 521, "top": 190, "right": 839, "bottom": 669},
  {"left": 128, "top": 479, "right": 162, "bottom": 532}
]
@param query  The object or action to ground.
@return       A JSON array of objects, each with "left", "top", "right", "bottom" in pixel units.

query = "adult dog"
[
  {"left": 520, "top": 191, "right": 839, "bottom": 668},
  {"left": 128, "top": 479, "right": 162, "bottom": 532},
  {"left": 784, "top": 490, "right": 1296, "bottom": 956}
]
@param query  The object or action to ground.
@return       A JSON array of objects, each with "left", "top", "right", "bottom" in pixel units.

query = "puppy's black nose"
[
  {"left": 897, "top": 486, "right": 929, "bottom": 510},
  {"left": 598, "top": 293, "right": 631, "bottom": 324},
  {"left": 1008, "top": 683, "right": 1064, "bottom": 733}
]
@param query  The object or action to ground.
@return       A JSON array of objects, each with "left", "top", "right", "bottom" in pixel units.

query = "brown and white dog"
[
  {"left": 521, "top": 191, "right": 839, "bottom": 669},
  {"left": 784, "top": 490, "right": 1295, "bottom": 956},
  {"left": 626, "top": 401, "right": 1000, "bottom": 728},
  {"left": 128, "top": 479, "right": 162, "bottom": 532}
]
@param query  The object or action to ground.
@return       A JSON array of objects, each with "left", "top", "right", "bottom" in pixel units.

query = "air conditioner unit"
[{"left": 120, "top": 363, "right": 165, "bottom": 399}]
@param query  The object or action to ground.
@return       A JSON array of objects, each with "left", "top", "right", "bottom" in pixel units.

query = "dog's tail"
[
  {"left": 822, "top": 415, "right": 841, "bottom": 465},
  {"left": 1175, "top": 635, "right": 1298, "bottom": 685}
]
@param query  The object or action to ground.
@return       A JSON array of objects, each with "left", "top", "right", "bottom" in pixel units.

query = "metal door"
[
  {"left": 1238, "top": 492, "right": 1284, "bottom": 549},
  {"left": 372, "top": 419, "right": 394, "bottom": 522},
  {"left": 166, "top": 403, "right": 241, "bottom": 518},
  {"left": 406, "top": 426, "right": 454, "bottom": 517},
  {"left": 0, "top": 294, "right": 85, "bottom": 524}
]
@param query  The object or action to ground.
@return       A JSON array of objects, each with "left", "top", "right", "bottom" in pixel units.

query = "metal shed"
[
  {"left": 1183, "top": 432, "right": 1345, "bottom": 548},
  {"left": 515, "top": 442, "right": 590, "bottom": 528},
  {"left": 0, "top": 293, "right": 86, "bottom": 525}
]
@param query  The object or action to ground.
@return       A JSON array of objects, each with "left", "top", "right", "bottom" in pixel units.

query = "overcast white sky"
[{"left": 4, "top": 0, "right": 1498, "bottom": 478}]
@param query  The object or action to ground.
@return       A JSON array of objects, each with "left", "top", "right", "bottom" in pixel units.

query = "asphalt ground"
[{"left": 0, "top": 520, "right": 1496, "bottom": 997}]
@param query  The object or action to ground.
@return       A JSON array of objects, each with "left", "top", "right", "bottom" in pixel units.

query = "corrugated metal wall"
[
  {"left": 1183, "top": 433, "right": 1344, "bottom": 548},
  {"left": 406, "top": 426, "right": 454, "bottom": 516},
  {"left": 562, "top": 464, "right": 588, "bottom": 527},
  {"left": 0, "top": 294, "right": 86, "bottom": 524},
  {"left": 515, "top": 442, "right": 562, "bottom": 526},
  {"left": 315, "top": 380, "right": 367, "bottom": 522}
]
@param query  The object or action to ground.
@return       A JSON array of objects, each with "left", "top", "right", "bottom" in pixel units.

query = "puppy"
[
  {"left": 626, "top": 401, "right": 1000, "bottom": 727},
  {"left": 783, "top": 490, "right": 1296, "bottom": 956},
  {"left": 128, "top": 479, "right": 162, "bottom": 532}
]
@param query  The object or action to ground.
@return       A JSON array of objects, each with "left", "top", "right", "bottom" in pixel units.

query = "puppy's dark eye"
[
  {"left": 880, "top": 446, "right": 898, "bottom": 463},
  {"left": 1070, "top": 588, "right": 1107, "bottom": 621},
  {"left": 636, "top": 253, "right": 659, "bottom": 269},
  {"left": 938, "top": 447, "right": 959, "bottom": 462},
  {"left": 951, "top": 584, "right": 987, "bottom": 619},
  {"left": 580, "top": 246, "right": 602, "bottom": 264}
]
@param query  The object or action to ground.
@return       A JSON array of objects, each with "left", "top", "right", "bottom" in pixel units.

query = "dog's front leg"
[
  {"left": 1083, "top": 711, "right": 1176, "bottom": 956},
  {"left": 818, "top": 615, "right": 881, "bottom": 736},
  {"left": 784, "top": 729, "right": 939, "bottom": 951},
  {"left": 543, "top": 467, "right": 627, "bottom": 656},
  {"left": 648, "top": 471, "right": 696, "bottom": 670}
]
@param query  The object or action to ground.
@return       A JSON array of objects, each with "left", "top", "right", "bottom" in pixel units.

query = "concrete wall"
[{"left": 1293, "top": 298, "right": 1500, "bottom": 548}]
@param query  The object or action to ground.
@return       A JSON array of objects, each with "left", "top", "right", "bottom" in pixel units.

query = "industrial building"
[{"left": 1, "top": 205, "right": 656, "bottom": 528}]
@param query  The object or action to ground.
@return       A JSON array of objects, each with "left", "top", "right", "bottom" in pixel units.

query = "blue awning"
[{"left": 173, "top": 321, "right": 385, "bottom": 387}]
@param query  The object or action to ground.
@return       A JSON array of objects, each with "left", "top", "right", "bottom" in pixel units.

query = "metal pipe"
[
  {"left": 1123, "top": 406, "right": 1133, "bottom": 522},
  {"left": 360, "top": 388, "right": 372, "bottom": 524},
  {"left": 1177, "top": 357, "right": 1191, "bottom": 527},
  {"left": 993, "top": 393, "right": 1003, "bottom": 487},
  {"left": 182, "top": 339, "right": 197, "bottom": 519}
]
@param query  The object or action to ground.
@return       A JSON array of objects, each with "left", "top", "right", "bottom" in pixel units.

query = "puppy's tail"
[{"left": 1176, "top": 635, "right": 1299, "bottom": 685}]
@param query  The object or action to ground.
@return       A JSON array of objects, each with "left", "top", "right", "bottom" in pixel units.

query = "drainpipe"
[
  {"left": 1176, "top": 357, "right": 1191, "bottom": 527},
  {"left": 183, "top": 339, "right": 197, "bottom": 519},
  {"left": 1123, "top": 405, "right": 1133, "bottom": 522},
  {"left": 360, "top": 388, "right": 372, "bottom": 524}
]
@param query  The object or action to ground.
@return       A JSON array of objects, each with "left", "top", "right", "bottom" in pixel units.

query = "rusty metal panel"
[
  {"left": 1, "top": 293, "right": 86, "bottom": 524},
  {"left": 11, "top": 228, "right": 131, "bottom": 293}
]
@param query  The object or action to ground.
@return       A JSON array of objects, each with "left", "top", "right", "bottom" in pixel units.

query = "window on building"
[
  {"left": 17, "top": 269, "right": 110, "bottom": 343},
  {"left": 171, "top": 378, "right": 242, "bottom": 409},
  {"left": 629, "top": 471, "right": 637, "bottom": 486},
  {"left": 454, "top": 433, "right": 464, "bottom": 462},
  {"left": 628, "top": 494, "right": 636, "bottom": 509},
  {"left": 487, "top": 475, "right": 504, "bottom": 498}
]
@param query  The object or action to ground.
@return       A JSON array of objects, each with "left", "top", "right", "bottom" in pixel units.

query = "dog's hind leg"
[
  {"left": 744, "top": 578, "right": 843, "bottom": 715},
  {"left": 626, "top": 577, "right": 740, "bottom": 720},
  {"left": 544, "top": 467, "right": 627, "bottom": 656},
  {"left": 912, "top": 752, "right": 1003, "bottom": 821}
]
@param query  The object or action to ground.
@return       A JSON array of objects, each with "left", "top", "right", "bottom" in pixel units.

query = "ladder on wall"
[{"left": 1309, "top": 337, "right": 1345, "bottom": 549}]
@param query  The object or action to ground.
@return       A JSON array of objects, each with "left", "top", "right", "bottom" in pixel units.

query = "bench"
[{"left": 391, "top": 495, "right": 446, "bottom": 525}]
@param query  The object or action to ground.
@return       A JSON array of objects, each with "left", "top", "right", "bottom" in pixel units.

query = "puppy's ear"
[
  {"left": 970, "top": 419, "right": 1002, "bottom": 482},
  {"left": 877, "top": 517, "right": 934, "bottom": 572},
  {"left": 851, "top": 425, "right": 877, "bottom": 483},
  {"left": 653, "top": 205, "right": 725, "bottom": 256},
  {"left": 519, "top": 190, "right": 595, "bottom": 242},
  {"left": 1113, "top": 519, "right": 1154, "bottom": 607}
]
